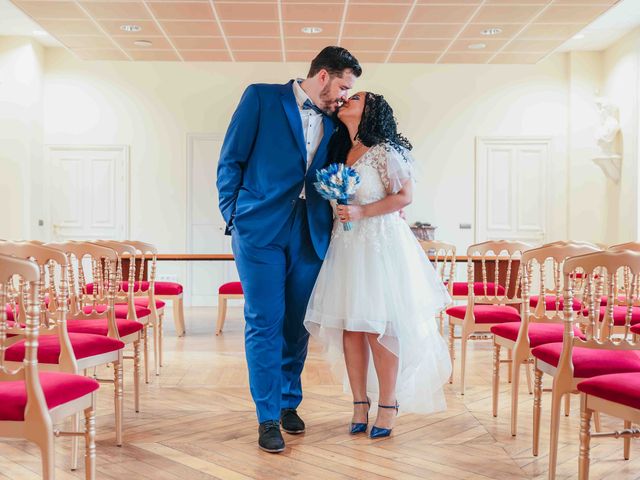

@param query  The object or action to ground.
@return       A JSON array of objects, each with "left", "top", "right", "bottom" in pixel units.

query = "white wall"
[
  {"left": 567, "top": 50, "right": 607, "bottom": 243},
  {"left": 41, "top": 48, "right": 571, "bottom": 252},
  {"left": 1, "top": 35, "right": 637, "bottom": 257},
  {"left": 0, "top": 36, "right": 44, "bottom": 240},
  {"left": 602, "top": 27, "right": 640, "bottom": 243}
]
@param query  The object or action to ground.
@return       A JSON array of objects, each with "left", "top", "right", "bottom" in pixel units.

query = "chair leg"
[
  {"left": 114, "top": 357, "right": 123, "bottom": 446},
  {"left": 564, "top": 392, "right": 571, "bottom": 417},
  {"left": 594, "top": 411, "right": 601, "bottom": 432},
  {"left": 152, "top": 313, "right": 160, "bottom": 376},
  {"left": 578, "top": 397, "right": 592, "bottom": 480},
  {"left": 173, "top": 296, "right": 185, "bottom": 336},
  {"left": 510, "top": 354, "right": 523, "bottom": 436},
  {"left": 624, "top": 420, "right": 632, "bottom": 460},
  {"left": 71, "top": 412, "right": 80, "bottom": 470},
  {"left": 448, "top": 321, "right": 455, "bottom": 384},
  {"left": 36, "top": 435, "right": 55, "bottom": 480},
  {"left": 84, "top": 404, "right": 96, "bottom": 480},
  {"left": 460, "top": 332, "right": 469, "bottom": 395},
  {"left": 134, "top": 339, "right": 141, "bottom": 413},
  {"left": 216, "top": 296, "right": 227, "bottom": 335},
  {"left": 159, "top": 311, "right": 164, "bottom": 368},
  {"left": 507, "top": 348, "right": 513, "bottom": 383},
  {"left": 492, "top": 342, "right": 501, "bottom": 417},
  {"left": 438, "top": 312, "right": 444, "bottom": 336},
  {"left": 143, "top": 325, "right": 150, "bottom": 384},
  {"left": 525, "top": 360, "right": 533, "bottom": 394},
  {"left": 533, "top": 367, "right": 543, "bottom": 456},
  {"left": 548, "top": 390, "right": 565, "bottom": 480}
]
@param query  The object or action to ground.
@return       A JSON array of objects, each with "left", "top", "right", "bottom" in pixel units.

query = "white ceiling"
[
  {"left": 558, "top": 0, "right": 640, "bottom": 51},
  {"left": 0, "top": 0, "right": 638, "bottom": 56}
]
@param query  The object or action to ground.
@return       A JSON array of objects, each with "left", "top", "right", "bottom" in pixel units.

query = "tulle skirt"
[{"left": 304, "top": 213, "right": 452, "bottom": 414}]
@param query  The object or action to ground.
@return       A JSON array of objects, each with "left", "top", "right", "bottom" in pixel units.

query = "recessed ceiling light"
[
  {"left": 120, "top": 24, "right": 142, "bottom": 33},
  {"left": 301, "top": 26, "right": 322, "bottom": 34},
  {"left": 468, "top": 43, "right": 486, "bottom": 50},
  {"left": 134, "top": 40, "right": 153, "bottom": 47},
  {"left": 481, "top": 28, "right": 502, "bottom": 36},
  {"left": 33, "top": 30, "right": 48, "bottom": 37},
  {"left": 573, "top": 34, "right": 585, "bottom": 40}
]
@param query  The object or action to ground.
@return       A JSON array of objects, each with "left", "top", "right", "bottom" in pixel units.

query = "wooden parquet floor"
[{"left": 1, "top": 307, "right": 639, "bottom": 480}]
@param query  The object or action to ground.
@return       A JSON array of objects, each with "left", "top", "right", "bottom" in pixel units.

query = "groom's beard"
[{"left": 319, "top": 83, "right": 341, "bottom": 114}]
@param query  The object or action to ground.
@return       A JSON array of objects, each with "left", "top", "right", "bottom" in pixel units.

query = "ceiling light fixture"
[
  {"left": 468, "top": 43, "right": 486, "bottom": 50},
  {"left": 301, "top": 26, "right": 322, "bottom": 34},
  {"left": 573, "top": 34, "right": 585, "bottom": 40},
  {"left": 134, "top": 40, "right": 153, "bottom": 47},
  {"left": 120, "top": 24, "right": 142, "bottom": 33},
  {"left": 481, "top": 28, "right": 502, "bottom": 36}
]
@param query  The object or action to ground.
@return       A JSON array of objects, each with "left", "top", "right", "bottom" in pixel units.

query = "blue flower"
[{"left": 314, "top": 163, "right": 361, "bottom": 231}]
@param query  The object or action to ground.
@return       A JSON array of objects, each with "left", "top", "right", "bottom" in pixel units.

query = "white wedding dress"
[{"left": 304, "top": 142, "right": 452, "bottom": 414}]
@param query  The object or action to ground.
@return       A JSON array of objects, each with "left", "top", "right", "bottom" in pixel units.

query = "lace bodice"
[{"left": 330, "top": 143, "right": 414, "bottom": 248}]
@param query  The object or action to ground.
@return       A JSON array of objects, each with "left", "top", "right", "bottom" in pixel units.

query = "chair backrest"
[
  {"left": 0, "top": 242, "right": 80, "bottom": 372},
  {"left": 609, "top": 242, "right": 640, "bottom": 252},
  {"left": 45, "top": 241, "right": 120, "bottom": 339},
  {"left": 0, "top": 254, "right": 49, "bottom": 424},
  {"left": 521, "top": 241, "right": 601, "bottom": 320},
  {"left": 562, "top": 250, "right": 640, "bottom": 360},
  {"left": 517, "top": 242, "right": 602, "bottom": 354},
  {"left": 91, "top": 240, "right": 139, "bottom": 321},
  {"left": 466, "top": 240, "right": 531, "bottom": 305},
  {"left": 419, "top": 240, "right": 456, "bottom": 297},
  {"left": 604, "top": 243, "right": 640, "bottom": 305},
  {"left": 121, "top": 240, "right": 157, "bottom": 294}
]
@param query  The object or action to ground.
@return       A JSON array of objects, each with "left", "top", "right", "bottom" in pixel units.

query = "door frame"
[
  {"left": 475, "top": 136, "right": 551, "bottom": 244},
  {"left": 44, "top": 144, "right": 130, "bottom": 242},
  {"left": 186, "top": 132, "right": 228, "bottom": 306}
]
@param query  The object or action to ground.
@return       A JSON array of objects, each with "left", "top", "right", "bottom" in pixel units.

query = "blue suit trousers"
[{"left": 232, "top": 199, "right": 323, "bottom": 423}]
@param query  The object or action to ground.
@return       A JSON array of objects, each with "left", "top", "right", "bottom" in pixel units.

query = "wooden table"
[{"left": 129, "top": 254, "right": 520, "bottom": 297}]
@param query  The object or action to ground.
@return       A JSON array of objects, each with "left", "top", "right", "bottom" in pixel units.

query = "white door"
[
  {"left": 187, "top": 133, "right": 238, "bottom": 306},
  {"left": 475, "top": 137, "right": 550, "bottom": 244},
  {"left": 47, "top": 145, "right": 129, "bottom": 241}
]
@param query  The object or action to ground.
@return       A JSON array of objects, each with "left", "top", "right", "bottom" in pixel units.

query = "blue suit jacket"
[{"left": 217, "top": 80, "right": 335, "bottom": 260}]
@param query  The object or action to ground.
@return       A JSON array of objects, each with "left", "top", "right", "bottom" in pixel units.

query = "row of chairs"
[
  {"left": 421, "top": 239, "right": 640, "bottom": 480},
  {"left": 0, "top": 239, "right": 176, "bottom": 479}
]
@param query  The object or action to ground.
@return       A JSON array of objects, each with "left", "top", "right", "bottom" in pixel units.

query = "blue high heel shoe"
[
  {"left": 370, "top": 401, "right": 399, "bottom": 439},
  {"left": 350, "top": 397, "right": 371, "bottom": 434}
]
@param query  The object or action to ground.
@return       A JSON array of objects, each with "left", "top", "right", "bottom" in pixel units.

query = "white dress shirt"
[{"left": 293, "top": 79, "right": 323, "bottom": 199}]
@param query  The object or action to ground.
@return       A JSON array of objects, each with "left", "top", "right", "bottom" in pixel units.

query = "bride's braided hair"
[{"left": 328, "top": 92, "right": 412, "bottom": 165}]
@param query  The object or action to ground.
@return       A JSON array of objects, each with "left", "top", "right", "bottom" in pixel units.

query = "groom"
[{"left": 217, "top": 47, "right": 362, "bottom": 453}]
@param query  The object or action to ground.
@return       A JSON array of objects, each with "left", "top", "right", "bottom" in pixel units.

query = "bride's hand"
[{"left": 336, "top": 204, "right": 365, "bottom": 223}]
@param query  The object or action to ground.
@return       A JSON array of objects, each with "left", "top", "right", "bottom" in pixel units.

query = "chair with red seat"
[
  {"left": 490, "top": 241, "right": 600, "bottom": 434},
  {"left": 80, "top": 240, "right": 147, "bottom": 409},
  {"left": 419, "top": 240, "right": 455, "bottom": 335},
  {"left": 531, "top": 249, "right": 640, "bottom": 480},
  {"left": 122, "top": 241, "right": 165, "bottom": 376},
  {"left": 92, "top": 240, "right": 152, "bottom": 385},
  {"left": 216, "top": 281, "right": 244, "bottom": 335},
  {"left": 0, "top": 241, "right": 125, "bottom": 456},
  {"left": 577, "top": 372, "right": 640, "bottom": 479},
  {"left": 0, "top": 253, "right": 99, "bottom": 479},
  {"left": 446, "top": 240, "right": 530, "bottom": 394},
  {"left": 46, "top": 240, "right": 142, "bottom": 414}
]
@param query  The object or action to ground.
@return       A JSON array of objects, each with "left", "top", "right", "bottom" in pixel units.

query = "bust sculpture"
[{"left": 593, "top": 96, "right": 622, "bottom": 183}]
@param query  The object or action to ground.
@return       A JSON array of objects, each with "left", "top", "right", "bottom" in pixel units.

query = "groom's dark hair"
[{"left": 307, "top": 46, "right": 362, "bottom": 78}]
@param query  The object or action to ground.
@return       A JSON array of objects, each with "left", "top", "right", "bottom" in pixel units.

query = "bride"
[{"left": 304, "top": 91, "right": 452, "bottom": 438}]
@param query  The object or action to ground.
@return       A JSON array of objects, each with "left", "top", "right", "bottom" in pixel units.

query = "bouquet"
[{"left": 314, "top": 163, "right": 361, "bottom": 231}]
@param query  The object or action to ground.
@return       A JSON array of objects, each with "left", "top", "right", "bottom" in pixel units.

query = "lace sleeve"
[{"left": 374, "top": 143, "right": 415, "bottom": 194}]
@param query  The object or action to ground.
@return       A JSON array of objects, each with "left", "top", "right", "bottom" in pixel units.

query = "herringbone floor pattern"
[{"left": 1, "top": 307, "right": 639, "bottom": 479}]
